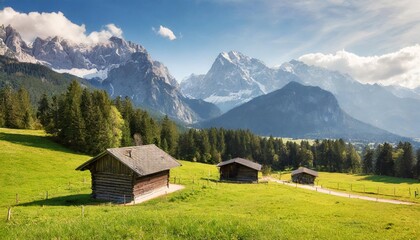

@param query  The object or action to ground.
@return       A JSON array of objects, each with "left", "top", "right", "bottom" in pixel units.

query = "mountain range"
[
  {"left": 0, "top": 25, "right": 220, "bottom": 123},
  {"left": 201, "top": 82, "right": 404, "bottom": 142},
  {"left": 2, "top": 24, "right": 419, "bottom": 141},
  {"left": 182, "top": 51, "right": 420, "bottom": 138}
]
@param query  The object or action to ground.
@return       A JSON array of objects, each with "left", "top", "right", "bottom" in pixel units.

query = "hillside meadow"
[
  {"left": 276, "top": 171, "right": 420, "bottom": 204},
  {"left": 1, "top": 128, "right": 420, "bottom": 239}
]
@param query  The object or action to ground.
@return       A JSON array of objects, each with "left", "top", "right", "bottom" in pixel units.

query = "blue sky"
[{"left": 2, "top": 0, "right": 420, "bottom": 87}]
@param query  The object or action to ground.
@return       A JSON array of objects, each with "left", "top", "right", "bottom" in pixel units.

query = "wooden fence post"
[
  {"left": 15, "top": 193, "right": 19, "bottom": 205},
  {"left": 409, "top": 187, "right": 411, "bottom": 197},
  {"left": 6, "top": 207, "right": 11, "bottom": 222}
]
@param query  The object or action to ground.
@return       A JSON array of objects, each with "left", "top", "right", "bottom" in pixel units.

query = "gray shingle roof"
[
  {"left": 216, "top": 157, "right": 262, "bottom": 171},
  {"left": 76, "top": 144, "right": 181, "bottom": 176},
  {"left": 291, "top": 167, "right": 318, "bottom": 177}
]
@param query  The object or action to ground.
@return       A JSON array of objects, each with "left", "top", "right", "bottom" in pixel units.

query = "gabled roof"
[
  {"left": 291, "top": 167, "right": 318, "bottom": 177},
  {"left": 76, "top": 144, "right": 181, "bottom": 176},
  {"left": 216, "top": 157, "right": 262, "bottom": 171}
]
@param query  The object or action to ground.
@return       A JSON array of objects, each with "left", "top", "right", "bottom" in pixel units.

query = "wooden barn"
[
  {"left": 291, "top": 167, "right": 318, "bottom": 184},
  {"left": 76, "top": 144, "right": 181, "bottom": 203},
  {"left": 216, "top": 158, "right": 262, "bottom": 183}
]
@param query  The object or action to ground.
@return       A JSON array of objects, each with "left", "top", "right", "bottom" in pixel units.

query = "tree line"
[
  {"left": 362, "top": 142, "right": 420, "bottom": 179},
  {"left": 36, "top": 80, "right": 179, "bottom": 155},
  {"left": 1, "top": 81, "right": 419, "bottom": 180},
  {"left": 0, "top": 85, "right": 36, "bottom": 129}
]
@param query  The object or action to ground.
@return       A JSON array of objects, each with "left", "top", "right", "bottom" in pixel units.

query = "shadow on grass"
[
  {"left": 359, "top": 175, "right": 420, "bottom": 185},
  {"left": 18, "top": 194, "right": 107, "bottom": 206},
  {"left": 0, "top": 132, "right": 76, "bottom": 154}
]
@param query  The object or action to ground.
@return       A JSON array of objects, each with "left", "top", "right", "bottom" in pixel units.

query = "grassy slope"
[
  {"left": 277, "top": 171, "right": 420, "bottom": 203},
  {"left": 0, "top": 128, "right": 420, "bottom": 239}
]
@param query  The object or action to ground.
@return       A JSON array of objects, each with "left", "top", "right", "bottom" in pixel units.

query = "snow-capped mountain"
[
  {"left": 102, "top": 51, "right": 220, "bottom": 123},
  {"left": 182, "top": 51, "right": 420, "bottom": 138},
  {"left": 0, "top": 25, "right": 37, "bottom": 63},
  {"left": 0, "top": 25, "right": 221, "bottom": 123},
  {"left": 182, "top": 51, "right": 280, "bottom": 112},
  {"left": 0, "top": 24, "right": 143, "bottom": 79}
]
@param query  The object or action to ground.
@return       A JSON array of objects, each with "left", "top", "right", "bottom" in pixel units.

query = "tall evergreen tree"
[
  {"left": 399, "top": 142, "right": 414, "bottom": 178},
  {"left": 17, "top": 87, "right": 33, "bottom": 129},
  {"left": 375, "top": 143, "right": 394, "bottom": 176},
  {"left": 160, "top": 115, "right": 179, "bottom": 155},
  {"left": 37, "top": 93, "right": 51, "bottom": 128},
  {"left": 61, "top": 80, "right": 85, "bottom": 149},
  {"left": 415, "top": 149, "right": 420, "bottom": 179},
  {"left": 362, "top": 146, "right": 374, "bottom": 174}
]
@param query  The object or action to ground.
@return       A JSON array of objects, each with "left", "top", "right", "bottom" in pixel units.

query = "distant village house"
[
  {"left": 217, "top": 157, "right": 262, "bottom": 183},
  {"left": 291, "top": 167, "right": 318, "bottom": 184},
  {"left": 76, "top": 144, "right": 181, "bottom": 203}
]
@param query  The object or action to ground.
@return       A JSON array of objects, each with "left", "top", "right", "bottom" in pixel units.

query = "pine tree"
[
  {"left": 59, "top": 80, "right": 85, "bottom": 149},
  {"left": 37, "top": 93, "right": 51, "bottom": 128},
  {"left": 399, "top": 142, "right": 414, "bottom": 178},
  {"left": 362, "top": 146, "right": 374, "bottom": 174},
  {"left": 415, "top": 149, "right": 420, "bottom": 179},
  {"left": 160, "top": 115, "right": 178, "bottom": 155},
  {"left": 375, "top": 143, "right": 394, "bottom": 176},
  {"left": 17, "top": 87, "right": 33, "bottom": 129},
  {"left": 80, "top": 89, "right": 95, "bottom": 153}
]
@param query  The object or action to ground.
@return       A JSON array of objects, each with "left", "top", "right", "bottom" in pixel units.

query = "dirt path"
[{"left": 264, "top": 177, "right": 415, "bottom": 205}]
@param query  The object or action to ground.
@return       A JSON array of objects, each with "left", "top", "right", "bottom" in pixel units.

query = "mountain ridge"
[
  {"left": 0, "top": 25, "right": 221, "bottom": 123},
  {"left": 200, "top": 81, "right": 404, "bottom": 142},
  {"left": 183, "top": 51, "right": 420, "bottom": 138}
]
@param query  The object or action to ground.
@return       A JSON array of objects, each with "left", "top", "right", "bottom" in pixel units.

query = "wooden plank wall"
[
  {"left": 90, "top": 154, "right": 134, "bottom": 202},
  {"left": 92, "top": 172, "right": 133, "bottom": 202},
  {"left": 292, "top": 173, "right": 316, "bottom": 184},
  {"left": 237, "top": 165, "right": 258, "bottom": 182},
  {"left": 220, "top": 163, "right": 258, "bottom": 182},
  {"left": 133, "top": 170, "right": 169, "bottom": 197}
]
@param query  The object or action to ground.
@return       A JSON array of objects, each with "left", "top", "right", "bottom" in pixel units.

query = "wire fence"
[
  {"left": 4, "top": 177, "right": 91, "bottom": 208},
  {"left": 269, "top": 173, "right": 420, "bottom": 199},
  {"left": 315, "top": 180, "right": 420, "bottom": 199}
]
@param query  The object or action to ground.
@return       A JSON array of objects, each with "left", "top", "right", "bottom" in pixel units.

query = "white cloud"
[
  {"left": 0, "top": 7, "right": 123, "bottom": 45},
  {"left": 153, "top": 25, "right": 176, "bottom": 41},
  {"left": 299, "top": 45, "right": 420, "bottom": 89}
]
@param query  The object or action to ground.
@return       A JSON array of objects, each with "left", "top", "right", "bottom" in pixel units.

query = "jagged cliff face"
[
  {"left": 0, "top": 25, "right": 36, "bottom": 63},
  {"left": 181, "top": 51, "right": 298, "bottom": 112},
  {"left": 0, "top": 25, "right": 221, "bottom": 124}
]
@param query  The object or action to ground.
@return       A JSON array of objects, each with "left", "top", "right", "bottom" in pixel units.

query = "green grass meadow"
[
  {"left": 276, "top": 171, "right": 420, "bottom": 203},
  {"left": 1, "top": 128, "right": 420, "bottom": 239}
]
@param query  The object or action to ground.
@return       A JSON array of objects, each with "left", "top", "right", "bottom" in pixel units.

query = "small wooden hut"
[
  {"left": 76, "top": 144, "right": 181, "bottom": 202},
  {"left": 291, "top": 167, "right": 318, "bottom": 184},
  {"left": 216, "top": 158, "right": 262, "bottom": 183}
]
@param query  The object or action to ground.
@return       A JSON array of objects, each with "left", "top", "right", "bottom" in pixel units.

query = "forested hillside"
[
  {"left": 0, "top": 55, "right": 92, "bottom": 104},
  {"left": 1, "top": 80, "right": 419, "bottom": 180}
]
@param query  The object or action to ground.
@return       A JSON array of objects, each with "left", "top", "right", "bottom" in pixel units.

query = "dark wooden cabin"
[
  {"left": 216, "top": 158, "right": 262, "bottom": 183},
  {"left": 76, "top": 144, "right": 181, "bottom": 202},
  {"left": 291, "top": 167, "right": 318, "bottom": 184}
]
